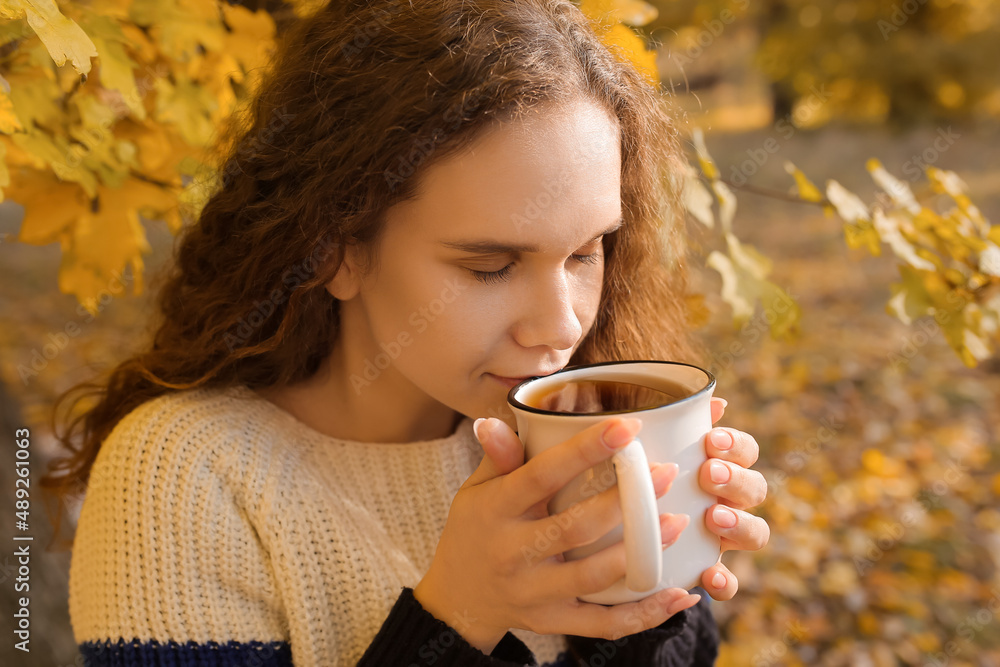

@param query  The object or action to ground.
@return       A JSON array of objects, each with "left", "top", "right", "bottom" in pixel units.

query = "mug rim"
[{"left": 506, "top": 359, "right": 716, "bottom": 416}]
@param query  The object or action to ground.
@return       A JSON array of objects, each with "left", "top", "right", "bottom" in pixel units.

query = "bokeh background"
[{"left": 0, "top": 1, "right": 998, "bottom": 665}]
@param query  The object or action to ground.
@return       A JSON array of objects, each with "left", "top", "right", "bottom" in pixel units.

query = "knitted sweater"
[{"left": 69, "top": 384, "right": 720, "bottom": 666}]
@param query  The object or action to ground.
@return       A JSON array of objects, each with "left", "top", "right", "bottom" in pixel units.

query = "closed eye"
[{"left": 468, "top": 250, "right": 602, "bottom": 285}]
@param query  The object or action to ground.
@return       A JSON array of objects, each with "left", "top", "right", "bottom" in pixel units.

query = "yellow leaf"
[
  {"left": 0, "top": 87, "right": 23, "bottom": 134},
  {"left": 784, "top": 161, "right": 824, "bottom": 203},
  {"left": 11, "top": 129, "right": 98, "bottom": 197},
  {"left": 886, "top": 265, "right": 934, "bottom": 325},
  {"left": 220, "top": 3, "right": 276, "bottom": 73},
  {"left": 872, "top": 207, "right": 936, "bottom": 271},
  {"left": 600, "top": 23, "right": 658, "bottom": 86},
  {"left": 706, "top": 251, "right": 754, "bottom": 324},
  {"left": 114, "top": 119, "right": 197, "bottom": 185},
  {"left": 68, "top": 94, "right": 138, "bottom": 188},
  {"left": 759, "top": 280, "right": 802, "bottom": 340},
  {"left": 707, "top": 233, "right": 801, "bottom": 338},
  {"left": 578, "top": 0, "right": 659, "bottom": 86},
  {"left": 712, "top": 179, "right": 737, "bottom": 236},
  {"left": 980, "top": 244, "right": 1000, "bottom": 278},
  {"left": 6, "top": 71, "right": 63, "bottom": 130},
  {"left": 828, "top": 180, "right": 881, "bottom": 256},
  {"left": 927, "top": 167, "right": 990, "bottom": 236},
  {"left": 8, "top": 167, "right": 88, "bottom": 244},
  {"left": 57, "top": 181, "right": 158, "bottom": 314},
  {"left": 867, "top": 157, "right": 920, "bottom": 215},
  {"left": 0, "top": 142, "right": 8, "bottom": 202},
  {"left": 826, "top": 180, "right": 869, "bottom": 223},
  {"left": 153, "top": 75, "right": 217, "bottom": 146},
  {"left": 691, "top": 128, "right": 720, "bottom": 181},
  {"left": 284, "top": 0, "right": 327, "bottom": 19},
  {"left": 615, "top": 0, "right": 658, "bottom": 27},
  {"left": 0, "top": 0, "right": 97, "bottom": 74},
  {"left": 129, "top": 0, "right": 223, "bottom": 60},
  {"left": 938, "top": 302, "right": 993, "bottom": 368},
  {"left": 119, "top": 22, "right": 157, "bottom": 63},
  {"left": 578, "top": 0, "right": 618, "bottom": 26},
  {"left": 91, "top": 34, "right": 145, "bottom": 120}
]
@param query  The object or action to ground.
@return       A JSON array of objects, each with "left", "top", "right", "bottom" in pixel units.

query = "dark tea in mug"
[{"left": 522, "top": 378, "right": 693, "bottom": 414}]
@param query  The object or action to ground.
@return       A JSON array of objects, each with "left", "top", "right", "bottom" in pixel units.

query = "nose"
[{"left": 512, "top": 268, "right": 584, "bottom": 351}]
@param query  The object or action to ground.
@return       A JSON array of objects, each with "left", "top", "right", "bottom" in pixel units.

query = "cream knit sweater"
[{"left": 69, "top": 384, "right": 573, "bottom": 666}]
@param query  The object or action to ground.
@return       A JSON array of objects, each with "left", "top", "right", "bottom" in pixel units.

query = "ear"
[{"left": 325, "top": 243, "right": 364, "bottom": 301}]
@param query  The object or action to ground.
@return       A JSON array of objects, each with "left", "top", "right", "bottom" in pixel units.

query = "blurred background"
[{"left": 0, "top": 0, "right": 998, "bottom": 665}]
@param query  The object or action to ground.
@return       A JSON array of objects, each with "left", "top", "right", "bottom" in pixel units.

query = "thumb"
[{"left": 461, "top": 418, "right": 526, "bottom": 489}]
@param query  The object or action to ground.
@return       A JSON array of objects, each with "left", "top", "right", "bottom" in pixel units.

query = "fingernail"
[
  {"left": 718, "top": 398, "right": 728, "bottom": 408},
  {"left": 709, "top": 460, "right": 730, "bottom": 484},
  {"left": 660, "top": 513, "right": 689, "bottom": 544},
  {"left": 473, "top": 418, "right": 491, "bottom": 443},
  {"left": 651, "top": 462, "right": 678, "bottom": 492},
  {"left": 667, "top": 593, "right": 700, "bottom": 614},
  {"left": 712, "top": 572, "right": 727, "bottom": 589},
  {"left": 713, "top": 505, "right": 737, "bottom": 528},
  {"left": 710, "top": 429, "right": 733, "bottom": 450},
  {"left": 603, "top": 418, "right": 641, "bottom": 449}
]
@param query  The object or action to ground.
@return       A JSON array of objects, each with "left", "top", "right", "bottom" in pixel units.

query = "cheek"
[
  {"left": 577, "top": 266, "right": 604, "bottom": 334},
  {"left": 367, "top": 269, "right": 486, "bottom": 362}
]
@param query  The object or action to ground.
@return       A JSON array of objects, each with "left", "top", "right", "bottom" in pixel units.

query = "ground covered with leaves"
[{"left": 693, "top": 124, "right": 1000, "bottom": 667}]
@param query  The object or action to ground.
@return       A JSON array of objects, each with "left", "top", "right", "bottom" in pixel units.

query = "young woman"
[{"left": 45, "top": 1, "right": 770, "bottom": 665}]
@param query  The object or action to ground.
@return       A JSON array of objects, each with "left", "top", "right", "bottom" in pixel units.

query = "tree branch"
[{"left": 717, "top": 178, "right": 832, "bottom": 207}]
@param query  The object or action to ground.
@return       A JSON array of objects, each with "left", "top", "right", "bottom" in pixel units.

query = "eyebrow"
[{"left": 440, "top": 216, "right": 624, "bottom": 254}]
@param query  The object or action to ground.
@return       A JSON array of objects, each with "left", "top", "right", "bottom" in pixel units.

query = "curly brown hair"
[{"left": 41, "top": 0, "right": 706, "bottom": 543}]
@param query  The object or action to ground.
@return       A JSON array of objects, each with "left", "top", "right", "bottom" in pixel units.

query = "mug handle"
[{"left": 611, "top": 437, "right": 663, "bottom": 592}]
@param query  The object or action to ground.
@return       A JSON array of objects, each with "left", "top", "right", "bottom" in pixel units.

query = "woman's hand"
[
  {"left": 414, "top": 417, "right": 704, "bottom": 654},
  {"left": 696, "top": 396, "right": 770, "bottom": 600},
  {"left": 473, "top": 396, "right": 770, "bottom": 606}
]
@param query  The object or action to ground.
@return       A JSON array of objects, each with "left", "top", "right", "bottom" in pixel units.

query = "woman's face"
[{"left": 339, "top": 97, "right": 622, "bottom": 428}]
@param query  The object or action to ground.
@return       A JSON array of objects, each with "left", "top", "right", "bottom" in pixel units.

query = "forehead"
[{"left": 386, "top": 99, "right": 622, "bottom": 246}]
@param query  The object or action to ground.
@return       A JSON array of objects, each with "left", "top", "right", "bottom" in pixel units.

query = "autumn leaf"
[
  {"left": 867, "top": 158, "right": 921, "bottom": 215},
  {"left": 0, "top": 87, "right": 23, "bottom": 134},
  {"left": 827, "top": 180, "right": 881, "bottom": 256},
  {"left": 682, "top": 163, "right": 714, "bottom": 229},
  {"left": 707, "top": 233, "right": 802, "bottom": 339},
  {"left": 80, "top": 12, "right": 146, "bottom": 120},
  {"left": 578, "top": 0, "right": 660, "bottom": 87},
  {"left": 0, "top": 0, "right": 98, "bottom": 74},
  {"left": 872, "top": 207, "right": 937, "bottom": 271},
  {"left": 785, "top": 160, "right": 833, "bottom": 216},
  {"left": 10, "top": 167, "right": 89, "bottom": 245},
  {"left": 129, "top": 0, "right": 223, "bottom": 61},
  {"left": 691, "top": 127, "right": 720, "bottom": 181},
  {"left": 886, "top": 265, "right": 936, "bottom": 326},
  {"left": 0, "top": 142, "right": 9, "bottom": 201}
]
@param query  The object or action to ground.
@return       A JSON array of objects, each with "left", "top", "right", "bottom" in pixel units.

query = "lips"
[{"left": 493, "top": 370, "right": 558, "bottom": 381}]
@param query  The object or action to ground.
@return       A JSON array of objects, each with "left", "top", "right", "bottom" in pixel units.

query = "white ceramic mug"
[{"left": 507, "top": 360, "right": 721, "bottom": 605}]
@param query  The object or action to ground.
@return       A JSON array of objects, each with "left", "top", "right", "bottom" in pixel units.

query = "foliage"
[
  {"left": 685, "top": 134, "right": 1000, "bottom": 369},
  {"left": 648, "top": 0, "right": 1000, "bottom": 125},
  {"left": 0, "top": 0, "right": 277, "bottom": 315},
  {"left": 580, "top": 0, "right": 1000, "bottom": 369},
  {"left": 1, "top": 0, "right": 995, "bottom": 370}
]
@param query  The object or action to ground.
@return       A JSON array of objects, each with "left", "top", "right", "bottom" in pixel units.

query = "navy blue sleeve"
[
  {"left": 564, "top": 588, "right": 720, "bottom": 666},
  {"left": 357, "top": 586, "right": 539, "bottom": 666},
  {"left": 79, "top": 638, "right": 293, "bottom": 666}
]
